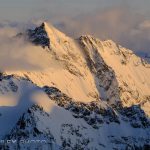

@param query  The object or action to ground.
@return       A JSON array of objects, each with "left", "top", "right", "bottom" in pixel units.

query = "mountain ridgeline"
[{"left": 0, "top": 22, "right": 150, "bottom": 150}]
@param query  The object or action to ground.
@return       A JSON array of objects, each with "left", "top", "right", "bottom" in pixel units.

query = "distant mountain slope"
[{"left": 0, "top": 22, "right": 149, "bottom": 150}]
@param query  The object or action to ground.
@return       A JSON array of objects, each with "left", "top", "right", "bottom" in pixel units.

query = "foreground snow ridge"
[{"left": 0, "top": 22, "right": 150, "bottom": 150}]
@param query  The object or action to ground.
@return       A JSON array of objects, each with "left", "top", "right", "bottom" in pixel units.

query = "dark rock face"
[
  {"left": 8, "top": 81, "right": 18, "bottom": 92},
  {"left": 43, "top": 86, "right": 120, "bottom": 129},
  {"left": 119, "top": 105, "right": 150, "bottom": 128},
  {"left": 43, "top": 86, "right": 150, "bottom": 130},
  {"left": 27, "top": 23, "right": 50, "bottom": 49}
]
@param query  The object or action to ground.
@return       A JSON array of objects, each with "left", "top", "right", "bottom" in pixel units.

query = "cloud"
[
  {"left": 0, "top": 24, "right": 51, "bottom": 71},
  {"left": 139, "top": 20, "right": 150, "bottom": 29},
  {"left": 54, "top": 6, "right": 150, "bottom": 54}
]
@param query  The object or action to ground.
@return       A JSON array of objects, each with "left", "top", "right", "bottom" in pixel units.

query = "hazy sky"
[
  {"left": 0, "top": 0, "right": 150, "bottom": 21},
  {"left": 0, "top": 0, "right": 150, "bottom": 54}
]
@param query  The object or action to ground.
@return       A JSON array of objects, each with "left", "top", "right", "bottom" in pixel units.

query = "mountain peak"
[
  {"left": 27, "top": 22, "right": 51, "bottom": 49},
  {"left": 2, "top": 20, "right": 150, "bottom": 150},
  {"left": 40, "top": 22, "right": 50, "bottom": 31},
  {"left": 42, "top": 21, "right": 48, "bottom": 26},
  {"left": 26, "top": 21, "right": 68, "bottom": 50},
  {"left": 41, "top": 21, "right": 47, "bottom": 27}
]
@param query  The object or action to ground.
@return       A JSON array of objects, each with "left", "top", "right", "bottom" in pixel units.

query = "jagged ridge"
[{"left": 0, "top": 22, "right": 150, "bottom": 150}]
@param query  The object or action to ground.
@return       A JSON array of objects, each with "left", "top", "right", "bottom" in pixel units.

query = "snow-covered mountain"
[{"left": 0, "top": 22, "right": 150, "bottom": 150}]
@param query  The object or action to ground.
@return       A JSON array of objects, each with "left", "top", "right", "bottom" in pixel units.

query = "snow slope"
[
  {"left": 78, "top": 36, "right": 150, "bottom": 115},
  {"left": 0, "top": 22, "right": 149, "bottom": 149},
  {"left": 7, "top": 22, "right": 99, "bottom": 103}
]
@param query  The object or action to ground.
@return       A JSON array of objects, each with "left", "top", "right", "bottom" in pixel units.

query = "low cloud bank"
[
  {"left": 0, "top": 24, "right": 50, "bottom": 71},
  {"left": 54, "top": 6, "right": 150, "bottom": 54}
]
